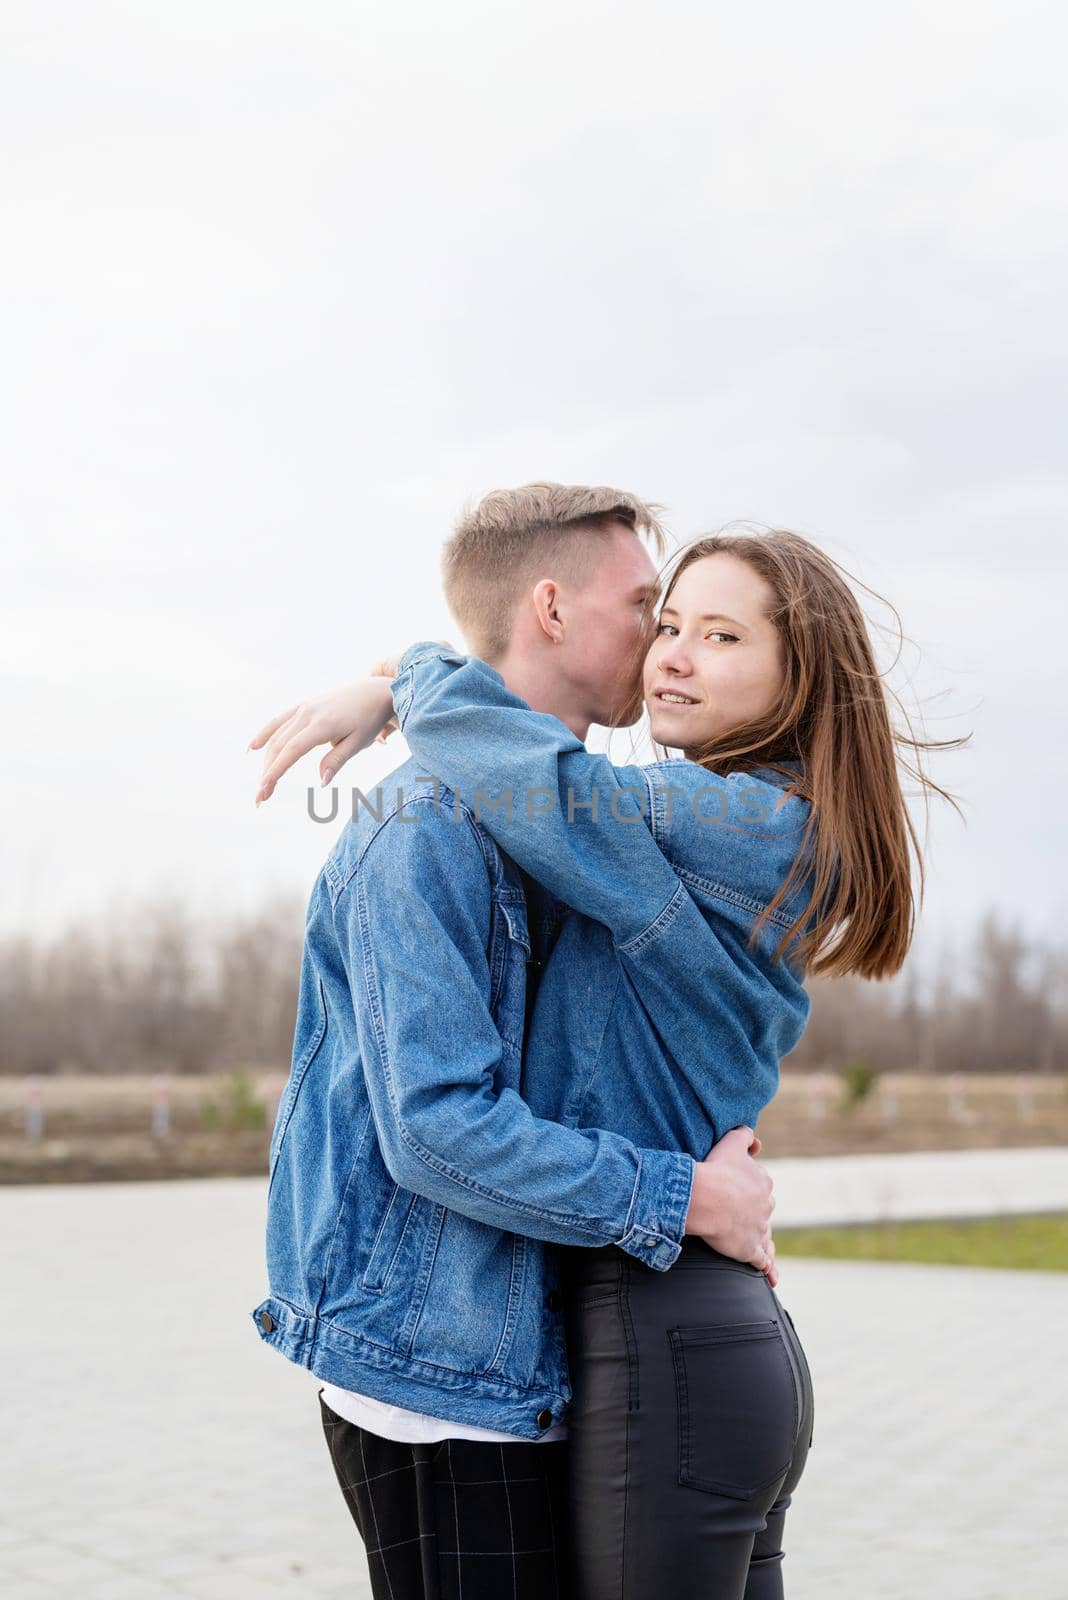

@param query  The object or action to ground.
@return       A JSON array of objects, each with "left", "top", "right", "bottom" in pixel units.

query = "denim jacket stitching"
[
  {"left": 314, "top": 1307, "right": 556, "bottom": 1392},
  {"left": 672, "top": 865, "right": 803, "bottom": 931},
  {"left": 618, "top": 1148, "right": 645, "bottom": 1243},
  {"left": 616, "top": 880, "right": 689, "bottom": 956},
  {"left": 642, "top": 766, "right": 669, "bottom": 850},
  {"left": 267, "top": 969, "right": 327, "bottom": 1190},
  {"left": 398, "top": 1201, "right": 449, "bottom": 1357},
  {"left": 316, "top": 1105, "right": 376, "bottom": 1312},
  {"left": 485, "top": 1234, "right": 529, "bottom": 1378}
]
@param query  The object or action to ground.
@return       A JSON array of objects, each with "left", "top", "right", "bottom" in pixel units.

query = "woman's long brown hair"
[{"left": 613, "top": 527, "right": 971, "bottom": 982}]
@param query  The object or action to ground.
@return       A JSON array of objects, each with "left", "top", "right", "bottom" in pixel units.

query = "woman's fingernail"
[{"left": 321, "top": 770, "right": 334, "bottom": 786}]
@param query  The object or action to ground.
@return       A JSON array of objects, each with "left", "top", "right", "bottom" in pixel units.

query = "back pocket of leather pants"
[{"left": 669, "top": 1319, "right": 799, "bottom": 1500}]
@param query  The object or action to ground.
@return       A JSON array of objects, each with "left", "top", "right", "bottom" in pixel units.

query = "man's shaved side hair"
[{"left": 441, "top": 481, "right": 668, "bottom": 660}]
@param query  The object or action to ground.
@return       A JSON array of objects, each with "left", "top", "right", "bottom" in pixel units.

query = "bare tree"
[{"left": 1, "top": 895, "right": 1065, "bottom": 1077}]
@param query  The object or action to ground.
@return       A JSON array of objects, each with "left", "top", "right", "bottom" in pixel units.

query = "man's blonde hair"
[{"left": 441, "top": 481, "right": 667, "bottom": 659}]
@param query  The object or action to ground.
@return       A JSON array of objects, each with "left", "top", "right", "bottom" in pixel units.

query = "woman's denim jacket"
[{"left": 252, "top": 642, "right": 816, "bottom": 1439}]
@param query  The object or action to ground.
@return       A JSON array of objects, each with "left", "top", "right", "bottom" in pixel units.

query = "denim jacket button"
[
  {"left": 258, "top": 1311, "right": 276, "bottom": 1334},
  {"left": 545, "top": 1290, "right": 563, "bottom": 1311},
  {"left": 643, "top": 1237, "right": 657, "bottom": 1248},
  {"left": 536, "top": 1408, "right": 553, "bottom": 1430}
]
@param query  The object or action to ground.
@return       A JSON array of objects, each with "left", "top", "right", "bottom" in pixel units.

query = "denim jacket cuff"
[
  {"left": 391, "top": 641, "right": 469, "bottom": 729},
  {"left": 614, "top": 1148, "right": 695, "bottom": 1271}
]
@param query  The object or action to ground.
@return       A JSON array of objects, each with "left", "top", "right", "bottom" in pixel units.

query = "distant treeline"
[{"left": 1, "top": 899, "right": 1064, "bottom": 1076}]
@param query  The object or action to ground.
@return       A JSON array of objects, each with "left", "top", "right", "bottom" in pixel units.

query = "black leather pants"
[{"left": 557, "top": 1235, "right": 815, "bottom": 1599}]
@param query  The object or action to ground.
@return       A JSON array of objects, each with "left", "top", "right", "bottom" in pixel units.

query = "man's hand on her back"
[{"left": 684, "top": 1126, "right": 778, "bottom": 1287}]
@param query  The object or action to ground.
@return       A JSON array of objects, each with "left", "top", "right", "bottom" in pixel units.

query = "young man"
[{"left": 249, "top": 484, "right": 776, "bottom": 1600}]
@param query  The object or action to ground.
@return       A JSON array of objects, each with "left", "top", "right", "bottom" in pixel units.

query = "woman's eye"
[{"left": 656, "top": 622, "right": 736, "bottom": 643}]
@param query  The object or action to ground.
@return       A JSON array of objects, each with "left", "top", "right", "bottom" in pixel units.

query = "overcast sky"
[{"left": 3, "top": 1, "right": 1065, "bottom": 981}]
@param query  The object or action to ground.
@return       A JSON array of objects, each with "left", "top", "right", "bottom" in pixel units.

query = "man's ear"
[{"left": 530, "top": 578, "right": 565, "bottom": 645}]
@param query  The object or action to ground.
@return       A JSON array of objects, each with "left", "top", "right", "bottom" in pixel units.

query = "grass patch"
[{"left": 774, "top": 1213, "right": 1068, "bottom": 1272}]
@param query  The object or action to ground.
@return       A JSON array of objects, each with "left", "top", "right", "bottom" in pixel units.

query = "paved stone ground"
[{"left": 4, "top": 1154, "right": 1067, "bottom": 1598}]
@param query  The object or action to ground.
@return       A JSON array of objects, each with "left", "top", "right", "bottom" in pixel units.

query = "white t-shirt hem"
[{"left": 318, "top": 1381, "right": 569, "bottom": 1444}]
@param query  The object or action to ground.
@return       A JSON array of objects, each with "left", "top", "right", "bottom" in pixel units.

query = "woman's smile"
[{"left": 652, "top": 688, "right": 701, "bottom": 708}]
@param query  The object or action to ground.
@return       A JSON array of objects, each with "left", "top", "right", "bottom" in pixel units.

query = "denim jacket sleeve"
[
  {"left": 335, "top": 797, "right": 695, "bottom": 1269},
  {"left": 390, "top": 642, "right": 691, "bottom": 949}
]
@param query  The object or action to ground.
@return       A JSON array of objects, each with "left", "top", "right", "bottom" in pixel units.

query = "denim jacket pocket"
[{"left": 361, "top": 1179, "right": 422, "bottom": 1294}]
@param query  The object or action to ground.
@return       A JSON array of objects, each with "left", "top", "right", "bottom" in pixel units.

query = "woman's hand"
[
  {"left": 687, "top": 1127, "right": 778, "bottom": 1288},
  {"left": 249, "top": 677, "right": 397, "bottom": 805},
  {"left": 250, "top": 678, "right": 395, "bottom": 804},
  {"left": 749, "top": 1132, "right": 778, "bottom": 1287},
  {"left": 248, "top": 639, "right": 460, "bottom": 805}
]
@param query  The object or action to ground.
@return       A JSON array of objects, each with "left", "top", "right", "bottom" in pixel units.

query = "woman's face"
[{"left": 642, "top": 552, "right": 786, "bottom": 754}]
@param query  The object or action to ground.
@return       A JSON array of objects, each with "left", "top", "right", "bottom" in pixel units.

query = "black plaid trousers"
[{"left": 318, "top": 1389, "right": 575, "bottom": 1599}]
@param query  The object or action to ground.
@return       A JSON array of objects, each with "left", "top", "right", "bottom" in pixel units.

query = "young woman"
[{"left": 252, "top": 528, "right": 965, "bottom": 1598}]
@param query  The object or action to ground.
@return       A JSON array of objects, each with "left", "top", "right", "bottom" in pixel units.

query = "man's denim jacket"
[
  {"left": 252, "top": 642, "right": 818, "bottom": 1439},
  {"left": 251, "top": 710, "right": 696, "bottom": 1439}
]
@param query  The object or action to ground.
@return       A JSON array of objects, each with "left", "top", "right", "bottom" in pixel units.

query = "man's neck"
[{"left": 486, "top": 654, "right": 591, "bottom": 742}]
